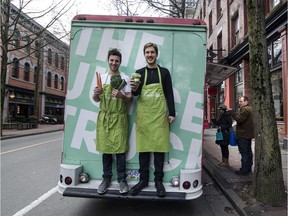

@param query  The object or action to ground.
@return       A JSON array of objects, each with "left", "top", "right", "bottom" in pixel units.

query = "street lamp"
[
  {"left": 5, "top": 89, "right": 15, "bottom": 99},
  {"left": 9, "top": 91, "right": 15, "bottom": 99}
]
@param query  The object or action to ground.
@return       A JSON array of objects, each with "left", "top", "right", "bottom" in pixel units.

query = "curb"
[
  {"left": 203, "top": 149, "right": 249, "bottom": 216},
  {"left": 1, "top": 129, "right": 63, "bottom": 141}
]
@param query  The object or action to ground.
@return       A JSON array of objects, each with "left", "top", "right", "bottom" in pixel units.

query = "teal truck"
[{"left": 58, "top": 15, "right": 207, "bottom": 200}]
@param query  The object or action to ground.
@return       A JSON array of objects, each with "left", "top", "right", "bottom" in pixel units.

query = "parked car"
[{"left": 39, "top": 116, "right": 57, "bottom": 124}]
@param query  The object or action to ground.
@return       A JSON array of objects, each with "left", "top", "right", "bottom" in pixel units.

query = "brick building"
[
  {"left": 1, "top": 4, "right": 69, "bottom": 124},
  {"left": 193, "top": 0, "right": 287, "bottom": 147}
]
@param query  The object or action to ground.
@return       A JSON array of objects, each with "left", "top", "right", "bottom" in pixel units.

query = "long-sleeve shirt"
[{"left": 132, "top": 65, "right": 176, "bottom": 117}]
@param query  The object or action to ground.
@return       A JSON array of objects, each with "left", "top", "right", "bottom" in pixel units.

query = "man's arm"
[
  {"left": 232, "top": 108, "right": 249, "bottom": 124},
  {"left": 162, "top": 68, "right": 176, "bottom": 117}
]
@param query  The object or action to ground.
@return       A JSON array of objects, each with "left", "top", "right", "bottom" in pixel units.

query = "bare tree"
[
  {"left": 143, "top": 0, "right": 197, "bottom": 18},
  {"left": 0, "top": 0, "right": 73, "bottom": 135},
  {"left": 110, "top": 0, "right": 151, "bottom": 16},
  {"left": 110, "top": 0, "right": 198, "bottom": 17},
  {"left": 247, "top": 0, "right": 286, "bottom": 206}
]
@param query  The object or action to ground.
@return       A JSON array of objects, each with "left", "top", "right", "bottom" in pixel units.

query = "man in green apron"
[
  {"left": 93, "top": 49, "right": 132, "bottom": 195},
  {"left": 129, "top": 43, "right": 176, "bottom": 197}
]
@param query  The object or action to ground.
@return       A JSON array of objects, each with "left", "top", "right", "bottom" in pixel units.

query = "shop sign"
[{"left": 208, "top": 87, "right": 217, "bottom": 95}]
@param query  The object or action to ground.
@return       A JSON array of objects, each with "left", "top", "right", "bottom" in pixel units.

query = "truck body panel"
[{"left": 58, "top": 15, "right": 207, "bottom": 200}]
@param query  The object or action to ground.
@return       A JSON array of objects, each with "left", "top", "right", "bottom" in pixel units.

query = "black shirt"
[{"left": 132, "top": 65, "right": 176, "bottom": 117}]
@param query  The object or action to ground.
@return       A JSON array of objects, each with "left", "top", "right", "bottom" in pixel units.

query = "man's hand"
[
  {"left": 111, "top": 89, "right": 133, "bottom": 102},
  {"left": 130, "top": 78, "right": 140, "bottom": 92},
  {"left": 94, "top": 86, "right": 102, "bottom": 95},
  {"left": 93, "top": 86, "right": 102, "bottom": 102},
  {"left": 111, "top": 88, "right": 123, "bottom": 98},
  {"left": 168, "top": 116, "right": 175, "bottom": 124}
]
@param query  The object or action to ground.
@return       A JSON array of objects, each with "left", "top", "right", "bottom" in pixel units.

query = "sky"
[
  {"left": 12, "top": 0, "right": 119, "bottom": 42},
  {"left": 12, "top": 0, "right": 154, "bottom": 42},
  {"left": 13, "top": 0, "right": 153, "bottom": 25},
  {"left": 14, "top": 0, "right": 115, "bottom": 24}
]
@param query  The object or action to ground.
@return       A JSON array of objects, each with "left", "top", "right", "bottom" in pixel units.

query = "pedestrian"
[
  {"left": 232, "top": 96, "right": 254, "bottom": 176},
  {"left": 129, "top": 42, "right": 176, "bottom": 197},
  {"left": 211, "top": 104, "right": 232, "bottom": 167},
  {"left": 93, "top": 48, "right": 132, "bottom": 195}
]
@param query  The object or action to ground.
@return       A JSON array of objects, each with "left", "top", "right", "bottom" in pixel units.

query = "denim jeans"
[
  {"left": 237, "top": 139, "right": 253, "bottom": 172},
  {"left": 139, "top": 152, "right": 164, "bottom": 182},
  {"left": 102, "top": 153, "right": 127, "bottom": 182}
]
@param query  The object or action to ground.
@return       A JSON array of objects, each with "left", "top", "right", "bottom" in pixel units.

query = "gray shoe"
[
  {"left": 119, "top": 181, "right": 129, "bottom": 194},
  {"left": 97, "top": 179, "right": 111, "bottom": 195}
]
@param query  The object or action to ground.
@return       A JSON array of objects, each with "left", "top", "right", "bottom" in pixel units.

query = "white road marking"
[{"left": 13, "top": 186, "right": 58, "bottom": 216}]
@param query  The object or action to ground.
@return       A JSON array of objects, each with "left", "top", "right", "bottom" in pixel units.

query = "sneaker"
[
  {"left": 119, "top": 181, "right": 129, "bottom": 194},
  {"left": 130, "top": 180, "right": 148, "bottom": 196},
  {"left": 155, "top": 181, "right": 166, "bottom": 197},
  {"left": 97, "top": 178, "right": 111, "bottom": 195}
]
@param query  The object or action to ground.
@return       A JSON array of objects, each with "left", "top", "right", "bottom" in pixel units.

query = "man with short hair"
[
  {"left": 129, "top": 42, "right": 176, "bottom": 197},
  {"left": 93, "top": 48, "right": 132, "bottom": 194},
  {"left": 232, "top": 96, "right": 254, "bottom": 176}
]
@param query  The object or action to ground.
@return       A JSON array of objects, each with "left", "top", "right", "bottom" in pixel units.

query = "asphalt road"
[{"left": 1, "top": 132, "right": 239, "bottom": 216}]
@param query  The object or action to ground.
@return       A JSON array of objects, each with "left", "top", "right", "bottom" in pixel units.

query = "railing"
[{"left": 2, "top": 116, "right": 38, "bottom": 130}]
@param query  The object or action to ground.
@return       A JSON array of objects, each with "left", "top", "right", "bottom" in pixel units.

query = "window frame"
[
  {"left": 12, "top": 58, "right": 19, "bottom": 78},
  {"left": 47, "top": 72, "right": 52, "bottom": 87},
  {"left": 24, "top": 62, "right": 30, "bottom": 82}
]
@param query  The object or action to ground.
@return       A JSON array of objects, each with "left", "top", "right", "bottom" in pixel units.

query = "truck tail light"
[
  {"left": 65, "top": 177, "right": 73, "bottom": 185},
  {"left": 182, "top": 181, "right": 191, "bottom": 190}
]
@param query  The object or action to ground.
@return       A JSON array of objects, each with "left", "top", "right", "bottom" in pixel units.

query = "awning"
[{"left": 206, "top": 62, "right": 238, "bottom": 86}]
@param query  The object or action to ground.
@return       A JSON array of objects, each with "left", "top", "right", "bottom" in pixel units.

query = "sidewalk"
[
  {"left": 203, "top": 128, "right": 287, "bottom": 216},
  {"left": 1, "top": 125, "right": 287, "bottom": 215},
  {"left": 1, "top": 124, "right": 64, "bottom": 140}
]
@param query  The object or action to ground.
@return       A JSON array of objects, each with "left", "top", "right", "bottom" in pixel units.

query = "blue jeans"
[
  {"left": 102, "top": 153, "right": 127, "bottom": 182},
  {"left": 237, "top": 139, "right": 253, "bottom": 172}
]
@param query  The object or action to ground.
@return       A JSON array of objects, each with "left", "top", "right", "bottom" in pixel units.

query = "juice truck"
[{"left": 58, "top": 14, "right": 207, "bottom": 200}]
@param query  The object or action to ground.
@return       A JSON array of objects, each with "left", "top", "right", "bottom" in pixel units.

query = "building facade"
[
  {"left": 193, "top": 0, "right": 288, "bottom": 147},
  {"left": 1, "top": 4, "right": 69, "bottom": 124}
]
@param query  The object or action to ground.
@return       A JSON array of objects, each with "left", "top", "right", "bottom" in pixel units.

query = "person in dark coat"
[
  {"left": 211, "top": 104, "right": 233, "bottom": 166},
  {"left": 232, "top": 96, "right": 254, "bottom": 176}
]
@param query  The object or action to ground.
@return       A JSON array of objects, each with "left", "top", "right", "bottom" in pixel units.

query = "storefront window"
[
  {"left": 268, "top": 37, "right": 282, "bottom": 68},
  {"left": 271, "top": 70, "right": 283, "bottom": 121},
  {"left": 219, "top": 82, "right": 224, "bottom": 104},
  {"left": 273, "top": 38, "right": 282, "bottom": 66},
  {"left": 234, "top": 65, "right": 243, "bottom": 109},
  {"left": 270, "top": 0, "right": 280, "bottom": 9}
]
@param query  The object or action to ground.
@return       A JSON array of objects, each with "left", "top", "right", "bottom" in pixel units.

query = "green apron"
[
  {"left": 136, "top": 67, "right": 170, "bottom": 152},
  {"left": 96, "top": 75, "right": 128, "bottom": 154}
]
